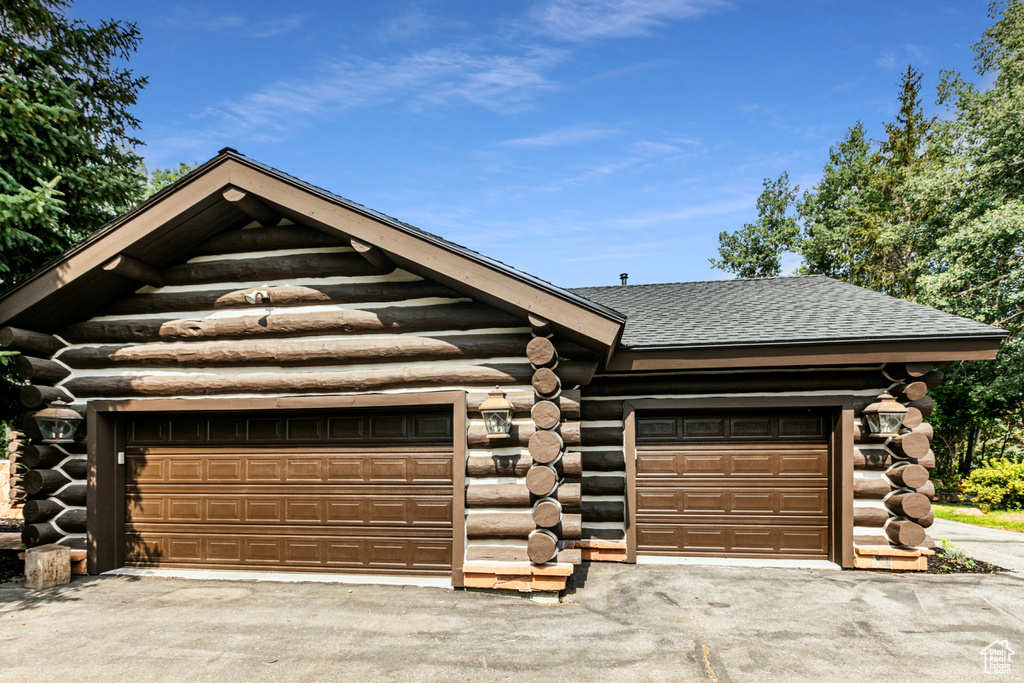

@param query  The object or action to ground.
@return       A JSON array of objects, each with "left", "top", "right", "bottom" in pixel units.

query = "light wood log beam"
[
  {"left": 528, "top": 530, "right": 558, "bottom": 563},
  {"left": 895, "top": 381, "right": 929, "bottom": 402},
  {"left": 885, "top": 492, "right": 931, "bottom": 518},
  {"left": 465, "top": 482, "right": 580, "bottom": 508},
  {"left": 885, "top": 519, "right": 926, "bottom": 546},
  {"left": 526, "top": 337, "right": 557, "bottom": 368},
  {"left": 68, "top": 363, "right": 586, "bottom": 398},
  {"left": 101, "top": 281, "right": 461, "bottom": 316},
  {"left": 467, "top": 389, "right": 580, "bottom": 419},
  {"left": 853, "top": 478, "right": 892, "bottom": 499},
  {"left": 466, "top": 512, "right": 536, "bottom": 539},
  {"left": 532, "top": 498, "right": 562, "bottom": 527},
  {"left": 349, "top": 238, "right": 395, "bottom": 273},
  {"left": 60, "top": 333, "right": 536, "bottom": 369},
  {"left": 62, "top": 302, "right": 523, "bottom": 343},
  {"left": 102, "top": 255, "right": 165, "bottom": 288},
  {"left": 467, "top": 422, "right": 580, "bottom": 449},
  {"left": 222, "top": 186, "right": 280, "bottom": 227},
  {"left": 0, "top": 327, "right": 66, "bottom": 356},
  {"left": 853, "top": 507, "right": 890, "bottom": 527},
  {"left": 466, "top": 452, "right": 582, "bottom": 478},
  {"left": 886, "top": 464, "right": 929, "bottom": 488}
]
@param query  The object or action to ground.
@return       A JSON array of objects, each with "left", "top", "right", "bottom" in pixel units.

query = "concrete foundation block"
[{"left": 24, "top": 544, "right": 71, "bottom": 589}]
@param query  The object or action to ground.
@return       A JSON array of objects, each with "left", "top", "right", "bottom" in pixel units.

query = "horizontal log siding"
[
  {"left": 41, "top": 234, "right": 599, "bottom": 561},
  {"left": 577, "top": 369, "right": 897, "bottom": 549}
]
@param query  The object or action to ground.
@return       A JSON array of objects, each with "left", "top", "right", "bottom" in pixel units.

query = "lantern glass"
[
  {"left": 34, "top": 401, "right": 83, "bottom": 442},
  {"left": 878, "top": 411, "right": 905, "bottom": 435},
  {"left": 479, "top": 385, "right": 514, "bottom": 437},
  {"left": 862, "top": 391, "right": 907, "bottom": 436},
  {"left": 482, "top": 409, "right": 512, "bottom": 435}
]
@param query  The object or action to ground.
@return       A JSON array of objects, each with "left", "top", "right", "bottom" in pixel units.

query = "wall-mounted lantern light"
[
  {"left": 862, "top": 391, "right": 907, "bottom": 436},
  {"left": 34, "top": 399, "right": 84, "bottom": 443},
  {"left": 480, "top": 386, "right": 514, "bottom": 438}
]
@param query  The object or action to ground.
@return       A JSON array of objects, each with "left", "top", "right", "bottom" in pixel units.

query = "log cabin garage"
[{"left": 0, "top": 150, "right": 1006, "bottom": 591}]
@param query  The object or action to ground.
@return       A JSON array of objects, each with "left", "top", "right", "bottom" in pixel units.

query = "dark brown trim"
[
  {"left": 606, "top": 337, "right": 1002, "bottom": 372},
  {"left": 622, "top": 395, "right": 856, "bottom": 567},
  {"left": 623, "top": 407, "right": 638, "bottom": 563},
  {"left": 86, "top": 391, "right": 467, "bottom": 585}
]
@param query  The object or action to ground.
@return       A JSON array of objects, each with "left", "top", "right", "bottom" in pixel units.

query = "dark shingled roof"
[{"left": 570, "top": 275, "right": 1007, "bottom": 349}]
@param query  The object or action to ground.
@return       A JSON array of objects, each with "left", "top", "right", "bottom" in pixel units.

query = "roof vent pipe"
[{"left": 620, "top": 273, "right": 628, "bottom": 286}]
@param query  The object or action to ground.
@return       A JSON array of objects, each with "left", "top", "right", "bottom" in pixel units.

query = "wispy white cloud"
[
  {"left": 499, "top": 124, "right": 618, "bottom": 148},
  {"left": 528, "top": 0, "right": 727, "bottom": 41},
  {"left": 160, "top": 8, "right": 307, "bottom": 39},
  {"left": 832, "top": 76, "right": 865, "bottom": 93},
  {"left": 205, "top": 46, "right": 564, "bottom": 132},
  {"left": 610, "top": 195, "right": 753, "bottom": 228},
  {"left": 248, "top": 14, "right": 309, "bottom": 39},
  {"left": 876, "top": 44, "right": 926, "bottom": 70}
]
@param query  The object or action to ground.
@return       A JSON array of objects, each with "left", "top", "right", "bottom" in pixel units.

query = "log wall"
[
  {"left": 851, "top": 371, "right": 942, "bottom": 563},
  {"left": 577, "top": 366, "right": 936, "bottom": 564},
  {"left": 5, "top": 220, "right": 600, "bottom": 577}
]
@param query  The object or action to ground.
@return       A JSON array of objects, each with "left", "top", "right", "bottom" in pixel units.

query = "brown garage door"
[
  {"left": 636, "top": 411, "right": 830, "bottom": 559},
  {"left": 124, "top": 410, "right": 454, "bottom": 576}
]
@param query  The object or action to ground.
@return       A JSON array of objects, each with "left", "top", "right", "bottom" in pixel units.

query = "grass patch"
[{"left": 933, "top": 503, "right": 1024, "bottom": 533}]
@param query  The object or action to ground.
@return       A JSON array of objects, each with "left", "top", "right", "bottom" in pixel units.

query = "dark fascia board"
[
  {"left": 605, "top": 335, "right": 1005, "bottom": 372},
  {"left": 0, "top": 152, "right": 625, "bottom": 355}
]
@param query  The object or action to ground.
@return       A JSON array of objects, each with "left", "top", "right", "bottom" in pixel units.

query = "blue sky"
[{"left": 75, "top": 1, "right": 992, "bottom": 288}]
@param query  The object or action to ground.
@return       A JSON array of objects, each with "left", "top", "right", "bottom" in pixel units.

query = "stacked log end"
[
  {"left": 526, "top": 334, "right": 583, "bottom": 566},
  {"left": 852, "top": 370, "right": 939, "bottom": 558},
  {"left": 0, "top": 326, "right": 86, "bottom": 549}
]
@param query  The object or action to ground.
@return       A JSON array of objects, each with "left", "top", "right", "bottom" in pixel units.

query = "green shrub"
[{"left": 962, "top": 460, "right": 1024, "bottom": 511}]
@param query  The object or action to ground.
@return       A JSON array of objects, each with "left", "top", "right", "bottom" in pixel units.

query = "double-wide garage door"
[
  {"left": 636, "top": 410, "right": 831, "bottom": 560},
  {"left": 124, "top": 410, "right": 454, "bottom": 576}
]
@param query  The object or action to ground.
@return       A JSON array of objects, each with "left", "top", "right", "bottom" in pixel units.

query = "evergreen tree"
[{"left": 0, "top": 0, "right": 147, "bottom": 288}]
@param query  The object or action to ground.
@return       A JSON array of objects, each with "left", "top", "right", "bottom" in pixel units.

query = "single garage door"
[
  {"left": 635, "top": 410, "right": 830, "bottom": 560},
  {"left": 124, "top": 409, "right": 454, "bottom": 576}
]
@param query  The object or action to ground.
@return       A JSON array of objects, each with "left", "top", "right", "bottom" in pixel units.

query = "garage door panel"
[
  {"left": 124, "top": 410, "right": 454, "bottom": 576},
  {"left": 638, "top": 447, "right": 827, "bottom": 479},
  {"left": 129, "top": 494, "right": 452, "bottom": 527},
  {"left": 637, "top": 523, "right": 829, "bottom": 557},
  {"left": 637, "top": 487, "right": 828, "bottom": 516},
  {"left": 128, "top": 531, "right": 452, "bottom": 573},
  {"left": 636, "top": 410, "right": 830, "bottom": 561}
]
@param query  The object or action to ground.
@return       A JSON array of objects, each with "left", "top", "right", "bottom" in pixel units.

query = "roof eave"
[{"left": 604, "top": 335, "right": 1007, "bottom": 372}]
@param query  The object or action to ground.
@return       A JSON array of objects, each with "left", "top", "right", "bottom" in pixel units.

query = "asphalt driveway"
[{"left": 2, "top": 562, "right": 1022, "bottom": 682}]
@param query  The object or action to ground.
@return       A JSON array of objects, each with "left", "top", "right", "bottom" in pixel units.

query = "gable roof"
[
  {"left": 0, "top": 150, "right": 625, "bottom": 356},
  {"left": 571, "top": 276, "right": 1007, "bottom": 349}
]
